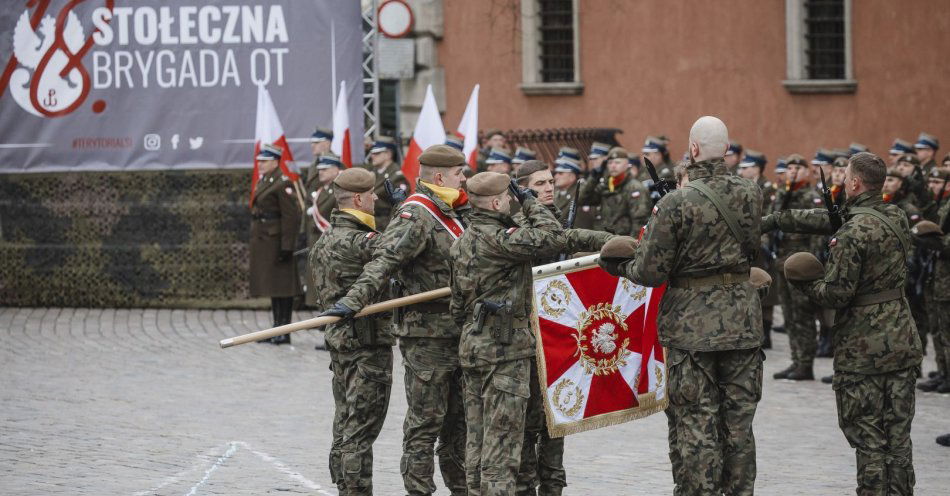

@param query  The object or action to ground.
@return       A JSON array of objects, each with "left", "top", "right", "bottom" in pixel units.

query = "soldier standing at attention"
[
  {"left": 367, "top": 136, "right": 409, "bottom": 230},
  {"left": 449, "top": 171, "right": 610, "bottom": 495},
  {"left": 768, "top": 152, "right": 921, "bottom": 495},
  {"left": 486, "top": 148, "right": 515, "bottom": 176},
  {"left": 599, "top": 116, "right": 764, "bottom": 495},
  {"left": 553, "top": 156, "right": 596, "bottom": 229},
  {"left": 770, "top": 154, "right": 823, "bottom": 380},
  {"left": 304, "top": 154, "right": 343, "bottom": 308},
  {"left": 249, "top": 144, "right": 302, "bottom": 344},
  {"left": 579, "top": 147, "right": 651, "bottom": 235},
  {"left": 724, "top": 140, "right": 743, "bottom": 175},
  {"left": 310, "top": 168, "right": 393, "bottom": 495},
  {"left": 914, "top": 132, "right": 940, "bottom": 173},
  {"left": 738, "top": 150, "right": 777, "bottom": 348},
  {"left": 320, "top": 145, "right": 470, "bottom": 496}
]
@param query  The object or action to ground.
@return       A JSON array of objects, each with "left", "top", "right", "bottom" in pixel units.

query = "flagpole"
[
  {"left": 331, "top": 19, "right": 337, "bottom": 112},
  {"left": 220, "top": 254, "right": 604, "bottom": 348}
]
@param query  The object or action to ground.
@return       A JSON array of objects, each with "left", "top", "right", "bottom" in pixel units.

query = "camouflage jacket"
[
  {"left": 310, "top": 211, "right": 393, "bottom": 351},
  {"left": 369, "top": 161, "right": 409, "bottom": 231},
  {"left": 773, "top": 192, "right": 922, "bottom": 374},
  {"left": 555, "top": 184, "right": 597, "bottom": 229},
  {"left": 929, "top": 200, "right": 950, "bottom": 301},
  {"left": 338, "top": 181, "right": 470, "bottom": 338},
  {"left": 579, "top": 172, "right": 651, "bottom": 235},
  {"left": 617, "top": 158, "right": 763, "bottom": 351},
  {"left": 767, "top": 184, "right": 823, "bottom": 257},
  {"left": 449, "top": 199, "right": 612, "bottom": 367}
]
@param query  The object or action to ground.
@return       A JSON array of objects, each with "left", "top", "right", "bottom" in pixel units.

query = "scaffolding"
[{"left": 361, "top": 0, "right": 380, "bottom": 140}]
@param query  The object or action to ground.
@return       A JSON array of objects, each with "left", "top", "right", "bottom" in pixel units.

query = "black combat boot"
[
  {"left": 937, "top": 434, "right": 950, "bottom": 447},
  {"left": 821, "top": 375, "right": 833, "bottom": 384},
  {"left": 917, "top": 376, "right": 944, "bottom": 392},
  {"left": 762, "top": 319, "right": 772, "bottom": 349},
  {"left": 786, "top": 364, "right": 814, "bottom": 381},
  {"left": 937, "top": 381, "right": 950, "bottom": 394},
  {"left": 773, "top": 364, "right": 796, "bottom": 380},
  {"left": 816, "top": 328, "right": 833, "bottom": 358},
  {"left": 772, "top": 325, "right": 786, "bottom": 334}
]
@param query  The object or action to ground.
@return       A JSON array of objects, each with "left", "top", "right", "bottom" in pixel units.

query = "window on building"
[
  {"left": 784, "top": 0, "right": 855, "bottom": 93},
  {"left": 520, "top": 0, "right": 583, "bottom": 95}
]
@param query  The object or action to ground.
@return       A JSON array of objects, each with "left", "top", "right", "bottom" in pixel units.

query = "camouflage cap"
[
  {"left": 467, "top": 171, "right": 510, "bottom": 196},
  {"left": 784, "top": 252, "right": 824, "bottom": 281},
  {"left": 911, "top": 220, "right": 943, "bottom": 237},
  {"left": 419, "top": 144, "right": 466, "bottom": 167},
  {"left": 514, "top": 160, "right": 549, "bottom": 183},
  {"left": 897, "top": 153, "right": 920, "bottom": 167},
  {"left": 749, "top": 267, "right": 772, "bottom": 289},
  {"left": 600, "top": 236, "right": 637, "bottom": 259},
  {"left": 607, "top": 147, "right": 630, "bottom": 160},
  {"left": 333, "top": 167, "right": 375, "bottom": 193},
  {"left": 930, "top": 168, "right": 950, "bottom": 181}
]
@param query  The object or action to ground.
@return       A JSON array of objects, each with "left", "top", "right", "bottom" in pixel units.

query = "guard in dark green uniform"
[
  {"left": 914, "top": 132, "right": 940, "bottom": 173},
  {"left": 311, "top": 167, "right": 394, "bottom": 495},
  {"left": 367, "top": 137, "right": 409, "bottom": 230},
  {"left": 579, "top": 147, "right": 651, "bottom": 236},
  {"left": 249, "top": 144, "right": 302, "bottom": 344},
  {"left": 553, "top": 156, "right": 595, "bottom": 229}
]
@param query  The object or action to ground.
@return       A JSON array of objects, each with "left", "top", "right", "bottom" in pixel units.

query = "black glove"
[
  {"left": 590, "top": 166, "right": 605, "bottom": 180},
  {"left": 598, "top": 257, "right": 629, "bottom": 277},
  {"left": 509, "top": 179, "right": 537, "bottom": 204},
  {"left": 385, "top": 179, "right": 408, "bottom": 204},
  {"left": 914, "top": 234, "right": 944, "bottom": 253},
  {"left": 319, "top": 302, "right": 356, "bottom": 321},
  {"left": 277, "top": 250, "right": 293, "bottom": 263}
]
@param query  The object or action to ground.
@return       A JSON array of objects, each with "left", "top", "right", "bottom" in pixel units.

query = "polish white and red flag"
[
  {"left": 330, "top": 80, "right": 352, "bottom": 167},
  {"left": 532, "top": 258, "right": 667, "bottom": 437},
  {"left": 457, "top": 84, "right": 480, "bottom": 170},
  {"left": 402, "top": 85, "right": 446, "bottom": 188},
  {"left": 252, "top": 84, "right": 298, "bottom": 204}
]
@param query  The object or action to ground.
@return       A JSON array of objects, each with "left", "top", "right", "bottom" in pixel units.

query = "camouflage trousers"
[
  {"left": 833, "top": 367, "right": 917, "bottom": 495},
  {"left": 927, "top": 296, "right": 950, "bottom": 377},
  {"left": 463, "top": 358, "right": 531, "bottom": 496},
  {"left": 517, "top": 358, "right": 566, "bottom": 496},
  {"left": 778, "top": 271, "right": 818, "bottom": 367},
  {"left": 398, "top": 337, "right": 467, "bottom": 496},
  {"left": 666, "top": 347, "right": 763, "bottom": 496},
  {"left": 328, "top": 346, "right": 393, "bottom": 495}
]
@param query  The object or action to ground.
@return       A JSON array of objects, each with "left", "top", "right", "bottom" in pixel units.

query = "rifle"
[
  {"left": 556, "top": 181, "right": 582, "bottom": 262},
  {"left": 818, "top": 167, "right": 843, "bottom": 232},
  {"left": 643, "top": 156, "right": 673, "bottom": 199},
  {"left": 765, "top": 175, "right": 796, "bottom": 261}
]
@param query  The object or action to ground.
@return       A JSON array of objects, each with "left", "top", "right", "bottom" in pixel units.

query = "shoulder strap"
[
  {"left": 685, "top": 180, "right": 751, "bottom": 258},
  {"left": 850, "top": 207, "right": 908, "bottom": 254}
]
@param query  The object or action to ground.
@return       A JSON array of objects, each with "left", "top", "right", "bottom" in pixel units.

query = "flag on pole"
[
  {"left": 252, "top": 84, "right": 299, "bottom": 205},
  {"left": 331, "top": 80, "right": 352, "bottom": 167},
  {"left": 457, "top": 84, "right": 480, "bottom": 170},
  {"left": 402, "top": 85, "right": 446, "bottom": 187},
  {"left": 532, "top": 260, "right": 667, "bottom": 437}
]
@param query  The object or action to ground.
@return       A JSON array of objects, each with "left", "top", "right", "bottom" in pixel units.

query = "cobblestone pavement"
[{"left": 1, "top": 307, "right": 948, "bottom": 495}]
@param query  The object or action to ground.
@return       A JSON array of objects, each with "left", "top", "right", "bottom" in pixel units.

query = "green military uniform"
[
  {"left": 337, "top": 146, "right": 469, "bottom": 495},
  {"left": 616, "top": 157, "right": 764, "bottom": 495},
  {"left": 922, "top": 202, "right": 950, "bottom": 392},
  {"left": 449, "top": 172, "right": 610, "bottom": 495},
  {"left": 304, "top": 158, "right": 340, "bottom": 306},
  {"left": 249, "top": 169, "right": 302, "bottom": 300},
  {"left": 773, "top": 189, "right": 922, "bottom": 495},
  {"left": 756, "top": 176, "right": 779, "bottom": 343},
  {"left": 579, "top": 150, "right": 651, "bottom": 236},
  {"left": 370, "top": 161, "right": 408, "bottom": 231},
  {"left": 771, "top": 179, "right": 823, "bottom": 377},
  {"left": 311, "top": 189, "right": 394, "bottom": 495}
]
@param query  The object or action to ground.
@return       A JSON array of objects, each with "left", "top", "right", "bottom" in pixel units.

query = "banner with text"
[{"left": 0, "top": 0, "right": 363, "bottom": 173}]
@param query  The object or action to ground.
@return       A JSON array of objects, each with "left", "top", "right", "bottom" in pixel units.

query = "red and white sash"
[
  {"left": 402, "top": 193, "right": 465, "bottom": 239},
  {"left": 311, "top": 188, "right": 332, "bottom": 233}
]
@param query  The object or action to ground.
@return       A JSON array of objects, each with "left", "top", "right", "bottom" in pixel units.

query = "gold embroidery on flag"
[
  {"left": 552, "top": 378, "right": 584, "bottom": 417},
  {"left": 574, "top": 303, "right": 631, "bottom": 376},
  {"left": 539, "top": 279, "right": 571, "bottom": 318}
]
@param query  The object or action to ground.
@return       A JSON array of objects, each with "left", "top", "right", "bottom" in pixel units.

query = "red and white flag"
[
  {"left": 402, "top": 85, "right": 446, "bottom": 188},
  {"left": 532, "top": 257, "right": 667, "bottom": 437},
  {"left": 457, "top": 84, "right": 480, "bottom": 170},
  {"left": 330, "top": 80, "right": 352, "bottom": 167},
  {"left": 252, "top": 84, "right": 298, "bottom": 204}
]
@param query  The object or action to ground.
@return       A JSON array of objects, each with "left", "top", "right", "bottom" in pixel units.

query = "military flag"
[
  {"left": 532, "top": 259, "right": 667, "bottom": 437},
  {"left": 330, "top": 80, "right": 352, "bottom": 167},
  {"left": 252, "top": 84, "right": 299, "bottom": 205},
  {"left": 402, "top": 84, "right": 446, "bottom": 188},
  {"left": 457, "top": 84, "right": 480, "bottom": 170}
]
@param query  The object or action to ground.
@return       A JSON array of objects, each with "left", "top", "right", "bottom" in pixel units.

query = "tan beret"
[
  {"left": 600, "top": 236, "right": 637, "bottom": 260},
  {"left": 419, "top": 144, "right": 466, "bottom": 168},
  {"left": 784, "top": 252, "right": 824, "bottom": 281},
  {"left": 515, "top": 160, "right": 549, "bottom": 182},
  {"left": 333, "top": 167, "right": 375, "bottom": 193},
  {"left": 749, "top": 267, "right": 772, "bottom": 290},
  {"left": 467, "top": 171, "right": 510, "bottom": 196},
  {"left": 607, "top": 147, "right": 629, "bottom": 160},
  {"left": 911, "top": 220, "right": 943, "bottom": 236}
]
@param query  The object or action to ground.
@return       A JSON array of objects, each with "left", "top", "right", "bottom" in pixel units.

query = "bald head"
[{"left": 688, "top": 116, "right": 729, "bottom": 162}]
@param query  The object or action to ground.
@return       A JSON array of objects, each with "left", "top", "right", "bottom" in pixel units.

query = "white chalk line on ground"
[{"left": 131, "top": 441, "right": 336, "bottom": 496}]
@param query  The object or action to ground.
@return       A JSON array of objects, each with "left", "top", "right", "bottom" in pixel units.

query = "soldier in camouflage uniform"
[
  {"left": 311, "top": 168, "right": 394, "bottom": 495},
  {"left": 769, "top": 154, "right": 824, "bottom": 380},
  {"left": 602, "top": 117, "right": 764, "bottom": 495},
  {"left": 321, "top": 144, "right": 470, "bottom": 495},
  {"left": 449, "top": 171, "right": 610, "bottom": 495},
  {"left": 366, "top": 137, "right": 409, "bottom": 231},
  {"left": 304, "top": 154, "right": 342, "bottom": 307},
  {"left": 767, "top": 152, "right": 922, "bottom": 495},
  {"left": 917, "top": 187, "right": 950, "bottom": 394},
  {"left": 249, "top": 144, "right": 302, "bottom": 344},
  {"left": 738, "top": 150, "right": 777, "bottom": 348},
  {"left": 579, "top": 147, "right": 651, "bottom": 236}
]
